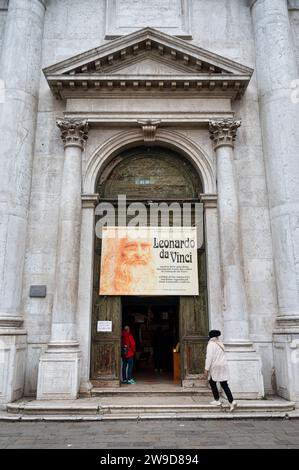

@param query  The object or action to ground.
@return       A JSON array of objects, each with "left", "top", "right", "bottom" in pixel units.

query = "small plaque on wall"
[
  {"left": 29, "top": 285, "right": 47, "bottom": 298},
  {"left": 105, "top": 0, "right": 192, "bottom": 39},
  {"left": 97, "top": 321, "right": 112, "bottom": 332}
]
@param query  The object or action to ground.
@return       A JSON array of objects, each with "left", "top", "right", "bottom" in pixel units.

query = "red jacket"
[{"left": 121, "top": 330, "right": 136, "bottom": 359}]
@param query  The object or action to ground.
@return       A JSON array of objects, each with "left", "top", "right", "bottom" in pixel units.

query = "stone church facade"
[{"left": 0, "top": 0, "right": 298, "bottom": 405}]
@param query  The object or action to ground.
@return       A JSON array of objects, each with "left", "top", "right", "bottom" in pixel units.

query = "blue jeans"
[{"left": 122, "top": 357, "right": 134, "bottom": 382}]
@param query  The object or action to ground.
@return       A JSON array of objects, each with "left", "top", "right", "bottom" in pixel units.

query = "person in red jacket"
[{"left": 121, "top": 325, "right": 136, "bottom": 384}]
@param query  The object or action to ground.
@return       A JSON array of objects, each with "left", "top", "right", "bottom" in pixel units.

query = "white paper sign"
[{"left": 97, "top": 321, "right": 112, "bottom": 332}]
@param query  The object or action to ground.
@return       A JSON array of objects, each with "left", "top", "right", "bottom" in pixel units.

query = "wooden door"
[
  {"left": 90, "top": 231, "right": 122, "bottom": 387},
  {"left": 180, "top": 249, "right": 209, "bottom": 385}
]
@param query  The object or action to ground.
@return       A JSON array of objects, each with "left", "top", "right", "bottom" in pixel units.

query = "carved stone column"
[
  {"left": 250, "top": 0, "right": 299, "bottom": 402},
  {"left": 37, "top": 119, "right": 88, "bottom": 400},
  {"left": 209, "top": 119, "right": 264, "bottom": 398},
  {"left": 0, "top": 0, "right": 47, "bottom": 404}
]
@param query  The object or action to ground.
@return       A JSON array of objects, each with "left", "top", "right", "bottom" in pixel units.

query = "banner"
[{"left": 99, "top": 227, "right": 198, "bottom": 296}]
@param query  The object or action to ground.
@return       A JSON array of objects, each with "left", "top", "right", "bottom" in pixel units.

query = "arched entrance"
[{"left": 90, "top": 145, "right": 209, "bottom": 387}]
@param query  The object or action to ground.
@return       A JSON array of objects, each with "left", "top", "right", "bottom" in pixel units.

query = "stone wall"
[{"left": 21, "top": 0, "right": 285, "bottom": 395}]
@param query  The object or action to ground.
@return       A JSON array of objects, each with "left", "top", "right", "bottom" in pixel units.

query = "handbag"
[{"left": 121, "top": 344, "right": 129, "bottom": 357}]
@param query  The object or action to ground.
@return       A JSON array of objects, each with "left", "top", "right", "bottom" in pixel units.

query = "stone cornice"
[
  {"left": 47, "top": 74, "right": 250, "bottom": 100},
  {"left": 209, "top": 119, "right": 241, "bottom": 150},
  {"left": 57, "top": 119, "right": 89, "bottom": 149},
  {"left": 63, "top": 110, "right": 234, "bottom": 125}
]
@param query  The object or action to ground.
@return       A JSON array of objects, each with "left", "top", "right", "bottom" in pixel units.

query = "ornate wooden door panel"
[
  {"left": 91, "top": 296, "right": 121, "bottom": 386},
  {"left": 91, "top": 229, "right": 121, "bottom": 386}
]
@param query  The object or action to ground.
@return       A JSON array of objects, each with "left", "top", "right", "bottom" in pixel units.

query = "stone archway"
[
  {"left": 83, "top": 128, "right": 216, "bottom": 195},
  {"left": 77, "top": 132, "right": 221, "bottom": 393}
]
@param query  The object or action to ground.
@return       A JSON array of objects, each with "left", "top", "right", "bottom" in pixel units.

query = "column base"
[
  {"left": 273, "top": 316, "right": 299, "bottom": 404},
  {"left": 224, "top": 341, "right": 265, "bottom": 399},
  {"left": 79, "top": 380, "right": 93, "bottom": 397},
  {"left": 0, "top": 328, "right": 27, "bottom": 404},
  {"left": 37, "top": 343, "right": 81, "bottom": 400}
]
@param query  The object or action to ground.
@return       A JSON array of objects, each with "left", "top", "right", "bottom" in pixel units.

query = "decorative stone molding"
[
  {"left": 209, "top": 118, "right": 241, "bottom": 150},
  {"left": 137, "top": 119, "right": 161, "bottom": 142},
  {"left": 200, "top": 194, "right": 218, "bottom": 209},
  {"left": 251, "top": 0, "right": 299, "bottom": 9},
  {"left": 0, "top": 316, "right": 24, "bottom": 328},
  {"left": 84, "top": 128, "right": 216, "bottom": 194},
  {"left": 81, "top": 193, "right": 100, "bottom": 209},
  {"left": 56, "top": 119, "right": 89, "bottom": 149},
  {"left": 274, "top": 315, "right": 299, "bottom": 334}
]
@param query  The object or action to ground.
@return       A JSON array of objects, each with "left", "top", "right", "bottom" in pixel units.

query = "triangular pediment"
[{"left": 44, "top": 27, "right": 253, "bottom": 100}]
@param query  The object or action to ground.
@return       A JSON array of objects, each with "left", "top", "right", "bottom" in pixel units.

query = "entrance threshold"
[{"left": 91, "top": 377, "right": 210, "bottom": 397}]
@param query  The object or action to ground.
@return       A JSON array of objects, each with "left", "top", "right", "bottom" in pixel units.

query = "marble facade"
[{"left": 0, "top": 0, "right": 298, "bottom": 405}]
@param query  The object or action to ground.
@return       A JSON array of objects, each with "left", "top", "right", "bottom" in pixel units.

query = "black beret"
[{"left": 208, "top": 330, "right": 221, "bottom": 339}]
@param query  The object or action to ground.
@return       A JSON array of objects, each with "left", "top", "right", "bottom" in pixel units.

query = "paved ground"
[{"left": 0, "top": 419, "right": 298, "bottom": 449}]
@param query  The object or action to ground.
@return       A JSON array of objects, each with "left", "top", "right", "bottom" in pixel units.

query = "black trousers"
[{"left": 209, "top": 378, "right": 234, "bottom": 403}]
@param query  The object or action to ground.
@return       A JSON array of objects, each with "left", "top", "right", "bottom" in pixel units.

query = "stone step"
[
  {"left": 98, "top": 402, "right": 295, "bottom": 415},
  {"left": 6, "top": 399, "right": 295, "bottom": 418},
  {"left": 91, "top": 388, "right": 211, "bottom": 397}
]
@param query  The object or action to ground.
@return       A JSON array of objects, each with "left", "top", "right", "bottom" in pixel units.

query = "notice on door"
[
  {"left": 97, "top": 321, "right": 112, "bottom": 332},
  {"left": 99, "top": 227, "right": 199, "bottom": 296}
]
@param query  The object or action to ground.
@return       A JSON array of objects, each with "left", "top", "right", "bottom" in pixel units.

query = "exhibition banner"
[{"left": 99, "top": 226, "right": 198, "bottom": 296}]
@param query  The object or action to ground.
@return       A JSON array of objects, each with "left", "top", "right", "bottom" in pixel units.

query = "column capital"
[
  {"left": 209, "top": 118, "right": 241, "bottom": 150},
  {"left": 56, "top": 119, "right": 89, "bottom": 149}
]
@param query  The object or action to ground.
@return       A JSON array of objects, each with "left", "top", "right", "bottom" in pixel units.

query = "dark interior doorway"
[{"left": 122, "top": 296, "right": 180, "bottom": 382}]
